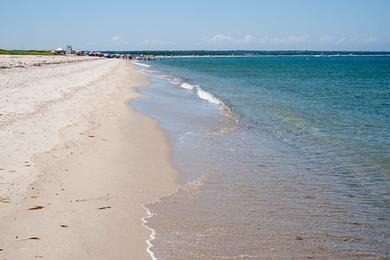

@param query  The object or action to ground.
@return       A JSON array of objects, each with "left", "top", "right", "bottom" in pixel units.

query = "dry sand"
[{"left": 0, "top": 55, "right": 179, "bottom": 259}]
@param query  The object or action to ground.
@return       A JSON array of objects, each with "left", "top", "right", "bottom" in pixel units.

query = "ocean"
[{"left": 132, "top": 55, "right": 390, "bottom": 259}]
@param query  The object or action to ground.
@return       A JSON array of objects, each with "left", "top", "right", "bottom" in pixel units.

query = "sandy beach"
[{"left": 0, "top": 55, "right": 179, "bottom": 259}]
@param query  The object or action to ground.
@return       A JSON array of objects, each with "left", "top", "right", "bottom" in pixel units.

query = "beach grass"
[{"left": 0, "top": 49, "right": 62, "bottom": 56}]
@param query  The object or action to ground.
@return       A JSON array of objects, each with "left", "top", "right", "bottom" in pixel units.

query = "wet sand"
[{"left": 0, "top": 56, "right": 179, "bottom": 259}]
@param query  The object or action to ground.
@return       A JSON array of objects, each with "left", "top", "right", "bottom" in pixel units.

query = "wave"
[
  {"left": 142, "top": 64, "right": 239, "bottom": 123},
  {"left": 133, "top": 61, "right": 151, "bottom": 68},
  {"left": 194, "top": 85, "right": 223, "bottom": 105},
  {"left": 179, "top": 83, "right": 194, "bottom": 90},
  {"left": 169, "top": 77, "right": 182, "bottom": 86},
  {"left": 159, "top": 73, "right": 225, "bottom": 106},
  {"left": 175, "top": 81, "right": 223, "bottom": 105}
]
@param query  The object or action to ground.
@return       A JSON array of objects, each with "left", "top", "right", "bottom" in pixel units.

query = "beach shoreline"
[
  {"left": 131, "top": 59, "right": 390, "bottom": 259},
  {"left": 0, "top": 56, "right": 179, "bottom": 259}
]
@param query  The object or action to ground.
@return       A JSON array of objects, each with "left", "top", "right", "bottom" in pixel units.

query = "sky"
[{"left": 1, "top": 0, "right": 390, "bottom": 51}]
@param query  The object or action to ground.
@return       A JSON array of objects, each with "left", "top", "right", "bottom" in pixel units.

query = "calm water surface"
[{"left": 132, "top": 56, "right": 390, "bottom": 259}]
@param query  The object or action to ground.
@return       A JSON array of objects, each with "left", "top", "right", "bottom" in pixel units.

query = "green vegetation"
[{"left": 0, "top": 49, "right": 63, "bottom": 56}]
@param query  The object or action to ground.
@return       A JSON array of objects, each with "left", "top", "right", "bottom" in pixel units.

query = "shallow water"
[{"left": 132, "top": 56, "right": 390, "bottom": 259}]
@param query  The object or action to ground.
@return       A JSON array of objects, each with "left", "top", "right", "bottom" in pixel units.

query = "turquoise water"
[
  {"left": 147, "top": 56, "right": 390, "bottom": 204},
  {"left": 133, "top": 56, "right": 390, "bottom": 258}
]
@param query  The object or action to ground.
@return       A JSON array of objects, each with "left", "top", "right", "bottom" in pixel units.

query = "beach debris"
[
  {"left": 295, "top": 236, "right": 304, "bottom": 241},
  {"left": 87, "top": 135, "right": 95, "bottom": 138},
  {"left": 0, "top": 197, "right": 10, "bottom": 203},
  {"left": 30, "top": 196, "right": 38, "bottom": 199},
  {"left": 28, "top": 237, "right": 40, "bottom": 240},
  {"left": 60, "top": 225, "right": 68, "bottom": 228},
  {"left": 27, "top": 205, "right": 44, "bottom": 211},
  {"left": 97, "top": 206, "right": 111, "bottom": 210}
]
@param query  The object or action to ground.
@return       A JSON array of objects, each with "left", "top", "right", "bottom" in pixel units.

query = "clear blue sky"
[{"left": 1, "top": 0, "right": 390, "bottom": 51}]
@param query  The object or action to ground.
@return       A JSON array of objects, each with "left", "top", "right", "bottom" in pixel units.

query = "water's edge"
[{"left": 131, "top": 60, "right": 389, "bottom": 259}]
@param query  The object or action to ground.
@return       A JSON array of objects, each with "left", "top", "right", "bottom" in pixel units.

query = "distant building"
[{"left": 66, "top": 45, "right": 72, "bottom": 54}]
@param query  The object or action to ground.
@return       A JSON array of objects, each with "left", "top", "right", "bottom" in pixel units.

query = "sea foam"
[
  {"left": 142, "top": 206, "right": 158, "bottom": 260},
  {"left": 133, "top": 61, "right": 151, "bottom": 68},
  {"left": 194, "top": 86, "right": 223, "bottom": 105},
  {"left": 135, "top": 61, "right": 227, "bottom": 110},
  {"left": 177, "top": 81, "right": 224, "bottom": 106},
  {"left": 180, "top": 83, "right": 194, "bottom": 90}
]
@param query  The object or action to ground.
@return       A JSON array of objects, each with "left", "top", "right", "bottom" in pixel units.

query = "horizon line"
[{"left": 3, "top": 48, "right": 390, "bottom": 53}]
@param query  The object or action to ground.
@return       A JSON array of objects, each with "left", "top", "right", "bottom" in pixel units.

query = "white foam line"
[
  {"left": 177, "top": 82, "right": 224, "bottom": 106},
  {"left": 195, "top": 85, "right": 223, "bottom": 105},
  {"left": 180, "top": 82, "right": 194, "bottom": 90},
  {"left": 142, "top": 206, "right": 158, "bottom": 260},
  {"left": 140, "top": 175, "right": 209, "bottom": 260},
  {"left": 133, "top": 61, "right": 151, "bottom": 68}
]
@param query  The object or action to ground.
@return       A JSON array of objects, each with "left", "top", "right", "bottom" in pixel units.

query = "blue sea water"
[{"left": 133, "top": 56, "right": 390, "bottom": 258}]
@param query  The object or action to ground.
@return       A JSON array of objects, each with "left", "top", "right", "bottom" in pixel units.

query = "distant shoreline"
[
  {"left": 0, "top": 49, "right": 62, "bottom": 56},
  {"left": 2, "top": 48, "right": 390, "bottom": 57}
]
